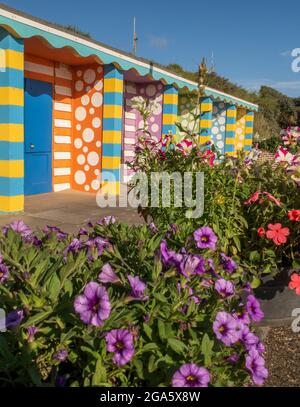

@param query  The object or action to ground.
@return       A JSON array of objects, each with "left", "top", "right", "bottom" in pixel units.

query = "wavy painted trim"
[{"left": 0, "top": 11, "right": 258, "bottom": 111}]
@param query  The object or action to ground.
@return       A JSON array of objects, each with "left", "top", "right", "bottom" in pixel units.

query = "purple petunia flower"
[
  {"left": 128, "top": 275, "right": 148, "bottom": 300},
  {"left": 86, "top": 237, "right": 110, "bottom": 261},
  {"left": 193, "top": 227, "right": 218, "bottom": 250},
  {"left": 74, "top": 282, "right": 111, "bottom": 327},
  {"left": 53, "top": 349, "right": 68, "bottom": 362},
  {"left": 149, "top": 222, "right": 158, "bottom": 234},
  {"left": 246, "top": 295, "right": 264, "bottom": 322},
  {"left": 245, "top": 348, "right": 268, "bottom": 385},
  {"left": 0, "top": 263, "right": 9, "bottom": 284},
  {"left": 97, "top": 216, "right": 116, "bottom": 226},
  {"left": 213, "top": 311, "right": 241, "bottom": 346},
  {"left": 3, "top": 221, "right": 32, "bottom": 238},
  {"left": 98, "top": 264, "right": 119, "bottom": 284},
  {"left": 65, "top": 238, "right": 82, "bottom": 255},
  {"left": 6, "top": 310, "right": 24, "bottom": 329},
  {"left": 78, "top": 227, "right": 88, "bottom": 237},
  {"left": 27, "top": 326, "right": 38, "bottom": 343},
  {"left": 240, "top": 326, "right": 260, "bottom": 350},
  {"left": 219, "top": 253, "right": 237, "bottom": 273},
  {"left": 43, "top": 225, "right": 68, "bottom": 240},
  {"left": 233, "top": 307, "right": 250, "bottom": 325},
  {"left": 226, "top": 353, "right": 240, "bottom": 364},
  {"left": 105, "top": 329, "right": 134, "bottom": 366},
  {"left": 160, "top": 240, "right": 183, "bottom": 268},
  {"left": 55, "top": 375, "right": 68, "bottom": 387},
  {"left": 179, "top": 254, "right": 205, "bottom": 278},
  {"left": 172, "top": 364, "right": 210, "bottom": 387},
  {"left": 215, "top": 279, "right": 235, "bottom": 298}
]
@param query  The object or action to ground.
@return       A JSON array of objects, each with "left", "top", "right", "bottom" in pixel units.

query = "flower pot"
[{"left": 253, "top": 269, "right": 300, "bottom": 327}]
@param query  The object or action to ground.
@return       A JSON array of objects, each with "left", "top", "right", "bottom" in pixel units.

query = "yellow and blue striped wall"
[
  {"left": 162, "top": 85, "right": 178, "bottom": 136},
  {"left": 199, "top": 96, "right": 213, "bottom": 145},
  {"left": 224, "top": 105, "right": 237, "bottom": 155},
  {"left": 102, "top": 64, "right": 123, "bottom": 196},
  {"left": 244, "top": 111, "right": 254, "bottom": 151},
  {"left": 0, "top": 28, "right": 24, "bottom": 213}
]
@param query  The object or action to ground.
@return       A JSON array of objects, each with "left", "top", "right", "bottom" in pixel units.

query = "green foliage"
[{"left": 0, "top": 221, "right": 259, "bottom": 387}]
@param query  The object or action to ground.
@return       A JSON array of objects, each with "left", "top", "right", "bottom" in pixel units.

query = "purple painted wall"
[{"left": 122, "top": 81, "right": 163, "bottom": 182}]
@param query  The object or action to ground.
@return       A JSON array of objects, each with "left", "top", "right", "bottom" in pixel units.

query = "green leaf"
[
  {"left": 143, "top": 323, "right": 152, "bottom": 340},
  {"left": 167, "top": 338, "right": 186, "bottom": 354},
  {"left": 153, "top": 293, "right": 168, "bottom": 303},
  {"left": 47, "top": 272, "right": 61, "bottom": 301},
  {"left": 148, "top": 354, "right": 157, "bottom": 373},
  {"left": 232, "top": 235, "right": 241, "bottom": 252},
  {"left": 133, "top": 359, "right": 144, "bottom": 379},
  {"left": 23, "top": 309, "right": 53, "bottom": 328},
  {"left": 201, "top": 334, "right": 214, "bottom": 366},
  {"left": 157, "top": 319, "right": 166, "bottom": 341},
  {"left": 251, "top": 276, "right": 261, "bottom": 289},
  {"left": 142, "top": 342, "right": 159, "bottom": 352},
  {"left": 92, "top": 358, "right": 107, "bottom": 385}
]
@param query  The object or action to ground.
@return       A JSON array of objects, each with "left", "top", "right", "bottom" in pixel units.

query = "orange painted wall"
[{"left": 72, "top": 64, "right": 104, "bottom": 192}]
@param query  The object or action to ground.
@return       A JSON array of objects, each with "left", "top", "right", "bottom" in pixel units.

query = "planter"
[{"left": 253, "top": 269, "right": 300, "bottom": 327}]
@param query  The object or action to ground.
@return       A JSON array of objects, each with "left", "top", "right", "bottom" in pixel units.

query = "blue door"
[{"left": 24, "top": 78, "right": 53, "bottom": 195}]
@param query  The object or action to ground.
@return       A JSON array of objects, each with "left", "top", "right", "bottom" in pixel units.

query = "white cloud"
[
  {"left": 237, "top": 78, "right": 300, "bottom": 95},
  {"left": 149, "top": 35, "right": 169, "bottom": 48}
]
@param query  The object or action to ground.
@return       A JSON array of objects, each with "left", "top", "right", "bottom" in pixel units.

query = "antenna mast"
[{"left": 133, "top": 17, "right": 138, "bottom": 56}]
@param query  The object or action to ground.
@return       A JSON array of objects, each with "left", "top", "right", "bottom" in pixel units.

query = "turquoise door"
[{"left": 24, "top": 78, "right": 53, "bottom": 195}]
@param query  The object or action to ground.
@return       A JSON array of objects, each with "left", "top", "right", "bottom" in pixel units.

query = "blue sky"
[{"left": 4, "top": 0, "right": 300, "bottom": 97}]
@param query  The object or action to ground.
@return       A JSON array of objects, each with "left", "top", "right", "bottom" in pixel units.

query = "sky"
[{"left": 3, "top": 0, "right": 300, "bottom": 97}]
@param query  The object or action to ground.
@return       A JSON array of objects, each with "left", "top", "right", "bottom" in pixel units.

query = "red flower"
[
  {"left": 263, "top": 192, "right": 281, "bottom": 207},
  {"left": 266, "top": 223, "right": 290, "bottom": 245},
  {"left": 288, "top": 210, "right": 300, "bottom": 222},
  {"left": 244, "top": 191, "right": 261, "bottom": 205},
  {"left": 289, "top": 273, "right": 300, "bottom": 295},
  {"left": 257, "top": 227, "right": 265, "bottom": 237}
]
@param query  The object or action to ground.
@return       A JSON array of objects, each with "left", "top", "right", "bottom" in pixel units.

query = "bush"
[
  {"left": 0, "top": 219, "right": 267, "bottom": 387},
  {"left": 128, "top": 135, "right": 300, "bottom": 285}
]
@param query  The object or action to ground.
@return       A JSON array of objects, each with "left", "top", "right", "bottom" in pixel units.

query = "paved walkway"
[{"left": 0, "top": 190, "right": 144, "bottom": 234}]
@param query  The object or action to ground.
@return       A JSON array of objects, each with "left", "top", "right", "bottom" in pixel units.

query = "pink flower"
[
  {"left": 289, "top": 273, "right": 300, "bottom": 295},
  {"left": 244, "top": 191, "right": 261, "bottom": 205},
  {"left": 288, "top": 210, "right": 300, "bottom": 222},
  {"left": 275, "top": 146, "right": 297, "bottom": 165},
  {"left": 263, "top": 192, "right": 281, "bottom": 206},
  {"left": 257, "top": 227, "right": 265, "bottom": 237},
  {"left": 266, "top": 223, "right": 290, "bottom": 245}
]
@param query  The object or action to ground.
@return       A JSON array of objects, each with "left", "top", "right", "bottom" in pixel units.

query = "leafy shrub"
[{"left": 0, "top": 219, "right": 267, "bottom": 387}]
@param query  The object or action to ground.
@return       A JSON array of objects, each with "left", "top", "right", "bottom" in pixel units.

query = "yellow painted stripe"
[
  {"left": 245, "top": 128, "right": 253, "bottom": 134},
  {"left": 163, "top": 114, "right": 177, "bottom": 125},
  {"left": 102, "top": 130, "right": 122, "bottom": 144},
  {"left": 102, "top": 156, "right": 121, "bottom": 169},
  {"left": 0, "top": 160, "right": 24, "bottom": 177},
  {"left": 244, "top": 139, "right": 253, "bottom": 145},
  {"left": 200, "top": 120, "right": 212, "bottom": 128},
  {"left": 199, "top": 136, "right": 211, "bottom": 143},
  {"left": 164, "top": 93, "right": 178, "bottom": 104},
  {"left": 201, "top": 103, "right": 213, "bottom": 111},
  {"left": 226, "top": 124, "right": 237, "bottom": 131},
  {"left": 0, "top": 49, "right": 24, "bottom": 71},
  {"left": 104, "top": 78, "right": 123, "bottom": 93},
  {"left": 226, "top": 152, "right": 236, "bottom": 157},
  {"left": 0, "top": 124, "right": 24, "bottom": 142},
  {"left": 103, "top": 104, "right": 123, "bottom": 118},
  {"left": 0, "top": 88, "right": 24, "bottom": 106},
  {"left": 0, "top": 195, "right": 24, "bottom": 212},
  {"left": 99, "top": 181, "right": 120, "bottom": 196},
  {"left": 227, "top": 110, "right": 237, "bottom": 118},
  {"left": 246, "top": 115, "right": 254, "bottom": 122}
]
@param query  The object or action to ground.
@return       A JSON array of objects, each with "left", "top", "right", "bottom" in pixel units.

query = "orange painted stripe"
[
  {"left": 54, "top": 95, "right": 73, "bottom": 104},
  {"left": 24, "top": 71, "right": 54, "bottom": 84},
  {"left": 53, "top": 175, "right": 71, "bottom": 184},
  {"left": 53, "top": 159, "right": 72, "bottom": 168},
  {"left": 53, "top": 144, "right": 72, "bottom": 152},
  {"left": 25, "top": 54, "right": 54, "bottom": 68},
  {"left": 53, "top": 110, "right": 72, "bottom": 120},
  {"left": 53, "top": 127, "right": 72, "bottom": 136},
  {"left": 55, "top": 77, "right": 72, "bottom": 88}
]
